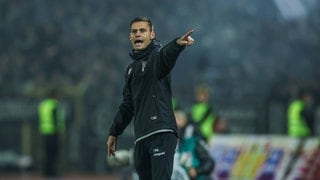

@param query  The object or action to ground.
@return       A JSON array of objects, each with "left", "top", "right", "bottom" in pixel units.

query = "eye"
[
  {"left": 131, "top": 29, "right": 138, "bottom": 33},
  {"left": 139, "top": 29, "right": 146, "bottom": 33}
]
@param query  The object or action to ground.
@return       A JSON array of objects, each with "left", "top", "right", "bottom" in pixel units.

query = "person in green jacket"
[
  {"left": 191, "top": 85, "right": 216, "bottom": 141},
  {"left": 287, "top": 90, "right": 313, "bottom": 137},
  {"left": 38, "top": 89, "right": 65, "bottom": 177}
]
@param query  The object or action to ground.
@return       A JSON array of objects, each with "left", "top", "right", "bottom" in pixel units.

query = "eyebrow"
[{"left": 130, "top": 28, "right": 148, "bottom": 33}]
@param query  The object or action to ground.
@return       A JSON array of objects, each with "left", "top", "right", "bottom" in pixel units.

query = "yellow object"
[
  {"left": 38, "top": 98, "right": 65, "bottom": 135},
  {"left": 191, "top": 102, "right": 215, "bottom": 139},
  {"left": 287, "top": 100, "right": 310, "bottom": 137}
]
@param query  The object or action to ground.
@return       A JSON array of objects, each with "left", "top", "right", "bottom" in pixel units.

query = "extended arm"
[{"left": 155, "top": 30, "right": 195, "bottom": 78}]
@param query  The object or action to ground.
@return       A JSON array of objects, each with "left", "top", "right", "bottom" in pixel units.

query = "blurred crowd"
[
  {"left": 0, "top": 1, "right": 126, "bottom": 97},
  {"left": 1, "top": 0, "right": 319, "bottom": 98},
  {"left": 1, "top": 0, "right": 320, "bottom": 103},
  {"left": 1, "top": 0, "right": 320, "bottom": 174}
]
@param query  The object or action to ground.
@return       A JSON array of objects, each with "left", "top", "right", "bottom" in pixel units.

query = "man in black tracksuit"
[{"left": 107, "top": 17, "right": 194, "bottom": 180}]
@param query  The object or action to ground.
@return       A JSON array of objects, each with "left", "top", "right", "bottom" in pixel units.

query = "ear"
[{"left": 150, "top": 31, "right": 155, "bottom": 40}]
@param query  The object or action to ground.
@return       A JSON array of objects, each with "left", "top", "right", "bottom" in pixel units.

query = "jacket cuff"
[{"left": 174, "top": 37, "right": 187, "bottom": 49}]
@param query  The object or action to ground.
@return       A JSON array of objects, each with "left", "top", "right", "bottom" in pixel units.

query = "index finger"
[{"left": 183, "top": 29, "right": 194, "bottom": 40}]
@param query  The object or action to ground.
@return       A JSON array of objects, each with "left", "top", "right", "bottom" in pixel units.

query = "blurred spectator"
[
  {"left": 287, "top": 89, "right": 314, "bottom": 137},
  {"left": 174, "top": 110, "right": 214, "bottom": 180},
  {"left": 38, "top": 89, "right": 65, "bottom": 177},
  {"left": 190, "top": 85, "right": 217, "bottom": 141}
]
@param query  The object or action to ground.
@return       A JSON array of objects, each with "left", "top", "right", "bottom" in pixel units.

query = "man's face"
[{"left": 130, "top": 21, "right": 155, "bottom": 50}]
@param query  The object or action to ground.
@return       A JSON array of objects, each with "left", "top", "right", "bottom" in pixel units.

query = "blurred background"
[{"left": 0, "top": 0, "right": 319, "bottom": 179}]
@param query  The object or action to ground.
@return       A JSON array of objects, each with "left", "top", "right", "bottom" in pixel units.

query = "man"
[
  {"left": 174, "top": 110, "right": 215, "bottom": 180},
  {"left": 106, "top": 16, "right": 194, "bottom": 180},
  {"left": 38, "top": 89, "right": 65, "bottom": 177},
  {"left": 191, "top": 85, "right": 216, "bottom": 141},
  {"left": 287, "top": 89, "right": 313, "bottom": 137}
]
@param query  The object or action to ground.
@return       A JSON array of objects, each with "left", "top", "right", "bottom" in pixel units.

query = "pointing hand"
[{"left": 177, "top": 30, "right": 195, "bottom": 46}]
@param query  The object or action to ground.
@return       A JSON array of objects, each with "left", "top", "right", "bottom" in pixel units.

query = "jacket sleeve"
[
  {"left": 155, "top": 38, "right": 185, "bottom": 79},
  {"left": 195, "top": 139, "right": 215, "bottom": 176},
  {"left": 109, "top": 66, "right": 134, "bottom": 136}
]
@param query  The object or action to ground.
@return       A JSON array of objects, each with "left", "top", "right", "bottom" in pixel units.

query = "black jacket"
[{"left": 109, "top": 39, "right": 185, "bottom": 142}]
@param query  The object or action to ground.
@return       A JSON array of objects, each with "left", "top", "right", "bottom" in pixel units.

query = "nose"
[{"left": 135, "top": 30, "right": 143, "bottom": 36}]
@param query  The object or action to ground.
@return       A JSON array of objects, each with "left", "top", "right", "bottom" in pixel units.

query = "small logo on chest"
[{"left": 128, "top": 68, "right": 132, "bottom": 75}]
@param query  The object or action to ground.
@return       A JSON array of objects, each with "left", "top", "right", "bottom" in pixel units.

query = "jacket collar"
[{"left": 129, "top": 40, "right": 161, "bottom": 61}]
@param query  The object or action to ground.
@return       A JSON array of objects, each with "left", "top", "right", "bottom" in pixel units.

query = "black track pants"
[{"left": 134, "top": 132, "right": 178, "bottom": 180}]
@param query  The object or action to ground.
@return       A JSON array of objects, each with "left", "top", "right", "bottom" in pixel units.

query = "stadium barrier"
[{"left": 209, "top": 135, "right": 320, "bottom": 179}]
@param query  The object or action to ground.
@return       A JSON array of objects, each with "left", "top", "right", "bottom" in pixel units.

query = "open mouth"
[{"left": 134, "top": 40, "right": 143, "bottom": 45}]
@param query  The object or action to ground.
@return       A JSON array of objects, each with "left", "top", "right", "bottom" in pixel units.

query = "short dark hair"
[{"left": 130, "top": 16, "right": 153, "bottom": 32}]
